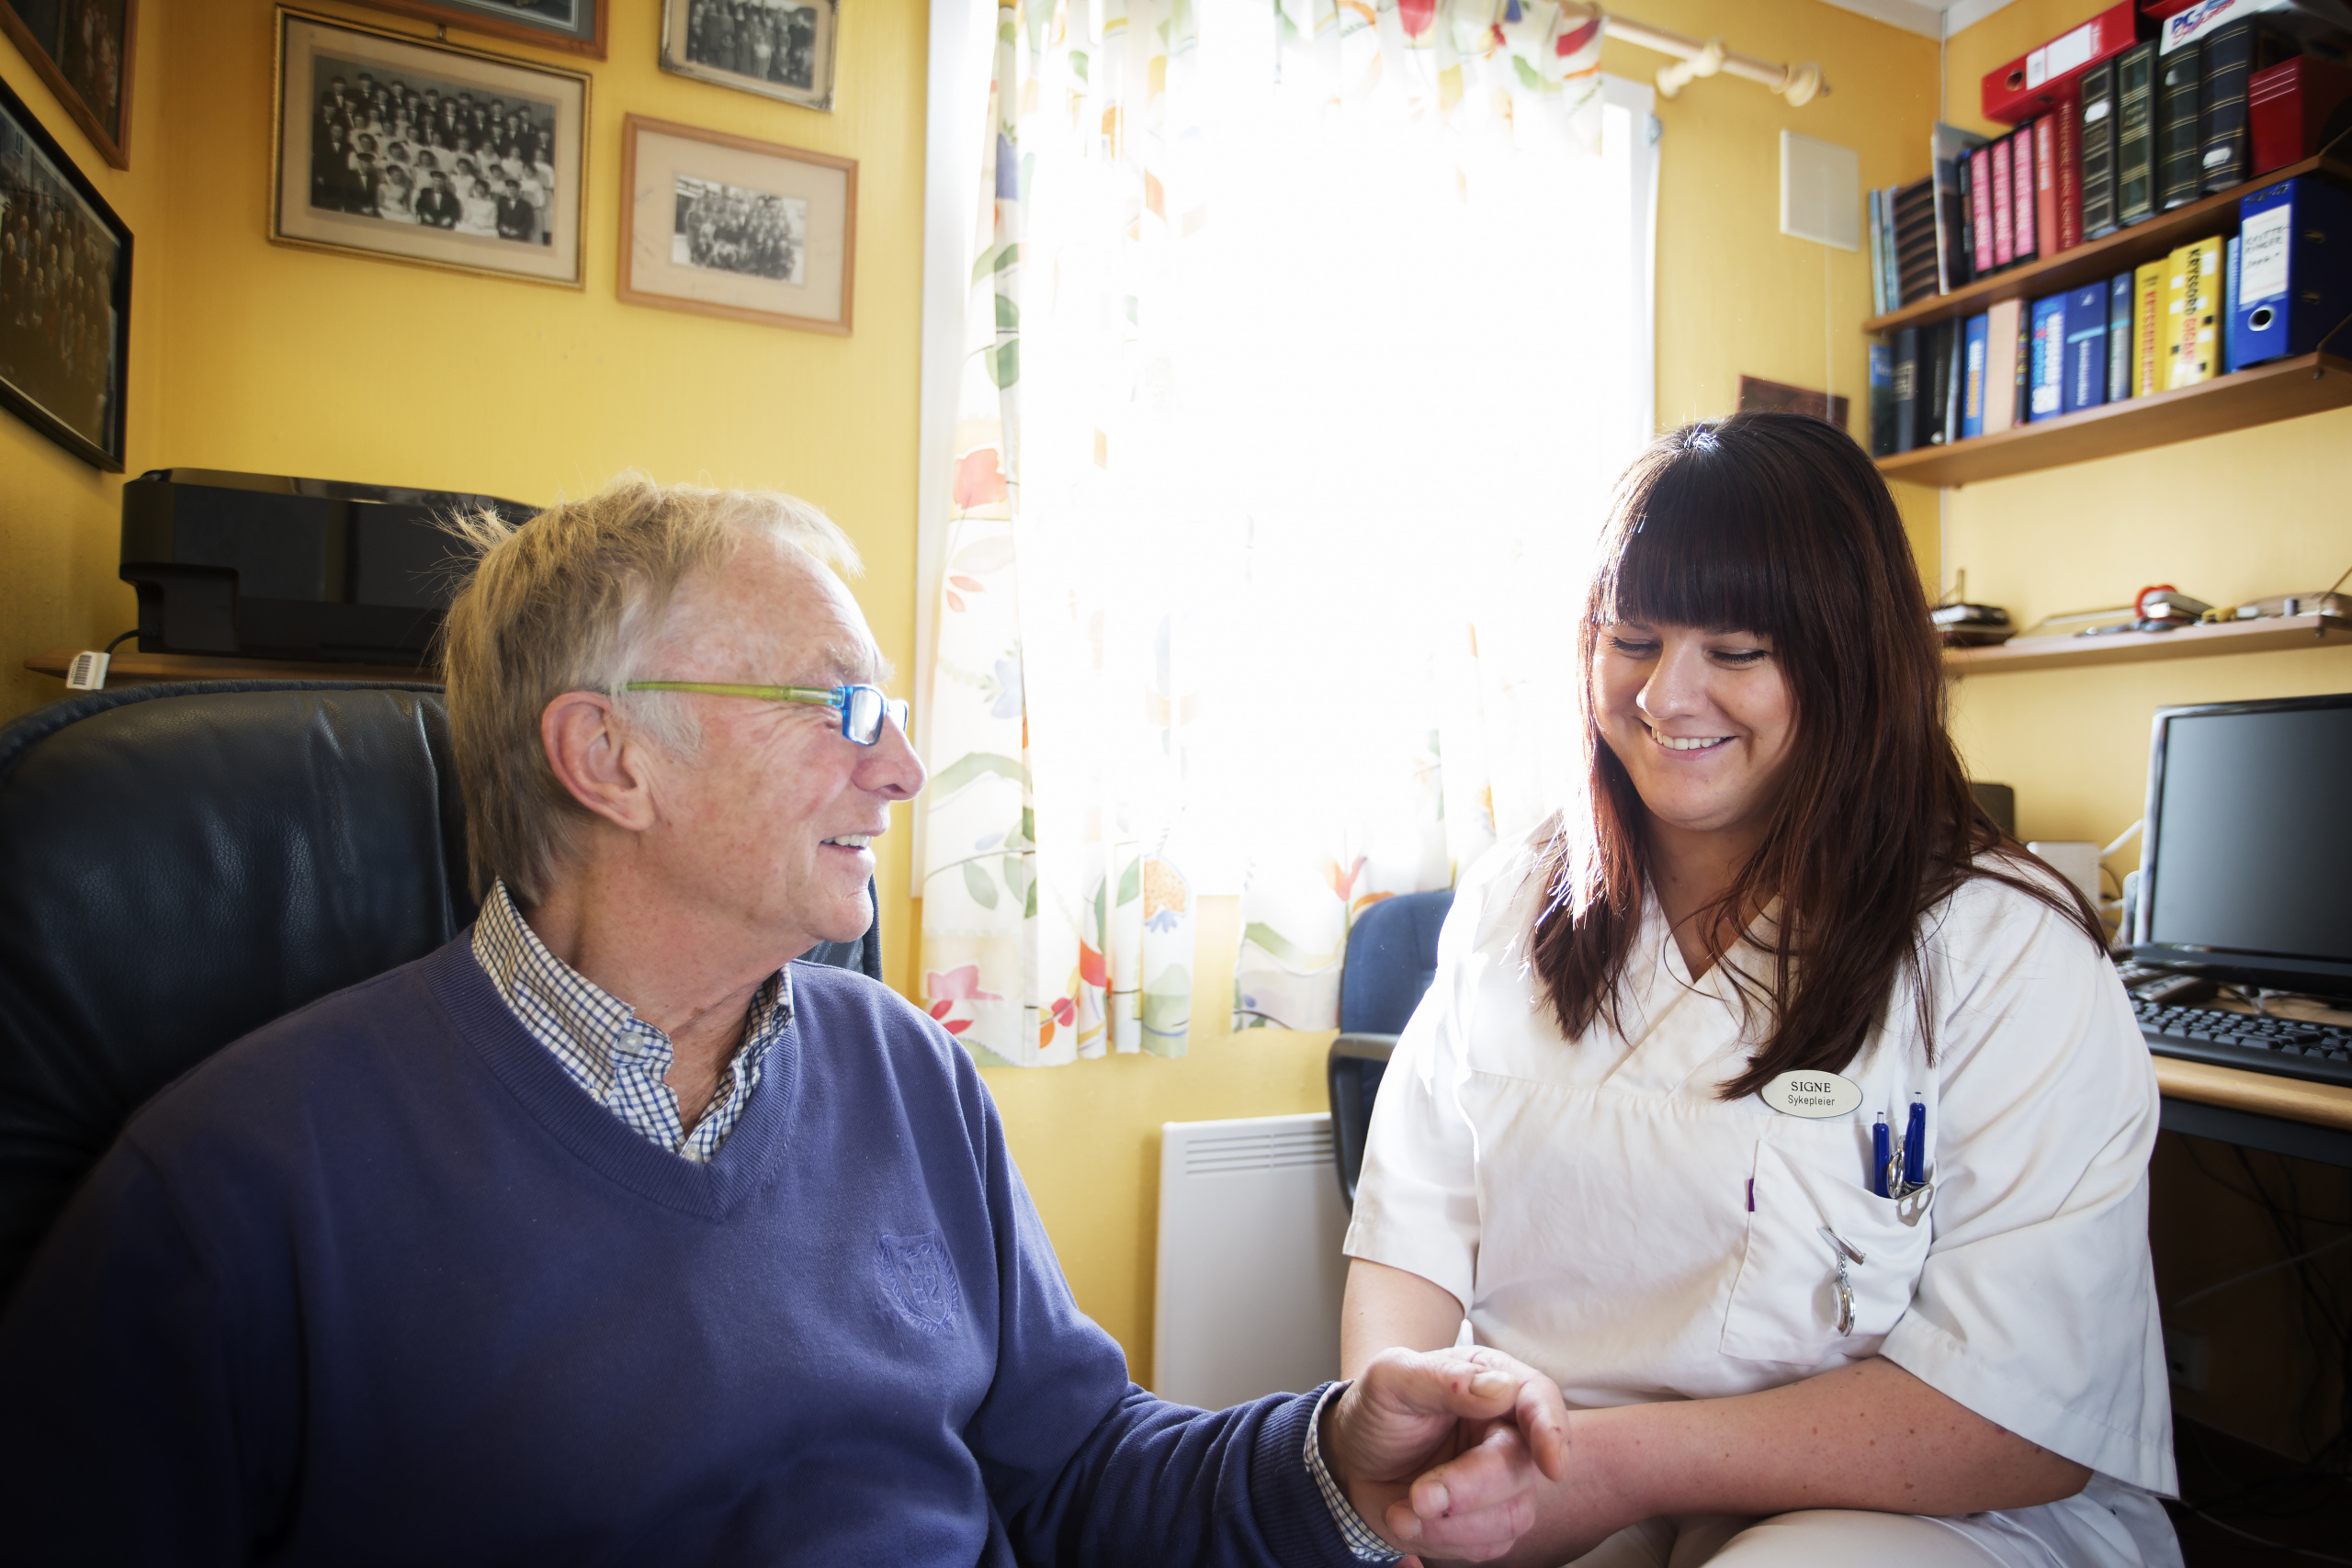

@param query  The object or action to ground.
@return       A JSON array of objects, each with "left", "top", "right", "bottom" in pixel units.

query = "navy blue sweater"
[{"left": 0, "top": 938, "right": 1356, "bottom": 1566}]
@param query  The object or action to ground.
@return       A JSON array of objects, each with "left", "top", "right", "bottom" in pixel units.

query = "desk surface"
[
  {"left": 2155, "top": 1056, "right": 2352, "bottom": 1133},
  {"left": 26, "top": 648, "right": 437, "bottom": 685}
]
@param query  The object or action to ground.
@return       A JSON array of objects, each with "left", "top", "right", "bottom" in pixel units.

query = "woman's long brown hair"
[{"left": 1532, "top": 412, "right": 2104, "bottom": 1098}]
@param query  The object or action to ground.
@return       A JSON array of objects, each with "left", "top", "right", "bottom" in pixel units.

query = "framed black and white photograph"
[
  {"left": 272, "top": 9, "right": 587, "bottom": 289},
  {"left": 618, "top": 114, "right": 853, "bottom": 335},
  {"left": 0, "top": 0, "right": 137, "bottom": 168},
  {"left": 0, "top": 65, "right": 130, "bottom": 469},
  {"left": 659, "top": 0, "right": 837, "bottom": 114},
  {"left": 348, "top": 0, "right": 605, "bottom": 61}
]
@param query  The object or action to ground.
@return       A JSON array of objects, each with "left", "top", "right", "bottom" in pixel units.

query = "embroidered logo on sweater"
[{"left": 878, "top": 1232, "right": 959, "bottom": 1332}]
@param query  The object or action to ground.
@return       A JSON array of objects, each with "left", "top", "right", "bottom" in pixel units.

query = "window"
[{"left": 916, "top": 0, "right": 1656, "bottom": 1060}]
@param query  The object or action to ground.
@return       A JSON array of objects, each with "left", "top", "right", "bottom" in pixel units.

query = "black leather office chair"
[
  {"left": 0, "top": 681, "right": 880, "bottom": 1303},
  {"left": 1327, "top": 888, "right": 1455, "bottom": 1211}
]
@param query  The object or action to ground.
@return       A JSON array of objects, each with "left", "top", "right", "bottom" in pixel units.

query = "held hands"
[{"left": 1320, "top": 1346, "right": 1570, "bottom": 1564}]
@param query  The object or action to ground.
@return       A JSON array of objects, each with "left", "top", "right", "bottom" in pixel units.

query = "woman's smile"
[{"left": 1594, "top": 620, "right": 1796, "bottom": 846}]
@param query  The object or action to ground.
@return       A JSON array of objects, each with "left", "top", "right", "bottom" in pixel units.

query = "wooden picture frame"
[
  {"left": 0, "top": 0, "right": 138, "bottom": 168},
  {"left": 658, "top": 0, "right": 837, "bottom": 114},
  {"left": 345, "top": 0, "right": 606, "bottom": 61},
  {"left": 0, "top": 63, "right": 130, "bottom": 469},
  {"left": 617, "top": 113, "right": 854, "bottom": 335},
  {"left": 271, "top": 9, "right": 588, "bottom": 289}
]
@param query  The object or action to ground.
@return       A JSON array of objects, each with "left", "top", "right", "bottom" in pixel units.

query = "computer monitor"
[{"left": 2132, "top": 692, "right": 2352, "bottom": 997}]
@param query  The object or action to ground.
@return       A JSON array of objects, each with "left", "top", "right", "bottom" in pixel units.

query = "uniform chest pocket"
[{"left": 1720, "top": 1136, "right": 1934, "bottom": 1365}]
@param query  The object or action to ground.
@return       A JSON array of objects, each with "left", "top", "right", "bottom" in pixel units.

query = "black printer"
[{"left": 119, "top": 469, "right": 535, "bottom": 664}]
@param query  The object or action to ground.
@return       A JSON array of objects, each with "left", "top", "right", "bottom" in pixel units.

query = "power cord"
[{"left": 102, "top": 628, "right": 138, "bottom": 655}]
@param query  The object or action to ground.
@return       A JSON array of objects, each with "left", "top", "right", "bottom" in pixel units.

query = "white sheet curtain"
[{"left": 919, "top": 0, "right": 1656, "bottom": 1065}]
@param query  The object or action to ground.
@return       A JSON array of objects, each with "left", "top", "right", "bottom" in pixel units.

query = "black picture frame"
[
  {"left": 0, "top": 64, "right": 130, "bottom": 471},
  {"left": 346, "top": 0, "right": 605, "bottom": 61}
]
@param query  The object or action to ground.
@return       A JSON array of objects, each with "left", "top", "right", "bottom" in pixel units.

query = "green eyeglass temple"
[{"left": 622, "top": 682, "right": 910, "bottom": 745}]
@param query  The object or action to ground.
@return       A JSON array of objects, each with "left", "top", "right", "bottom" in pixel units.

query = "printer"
[{"left": 119, "top": 469, "right": 535, "bottom": 664}]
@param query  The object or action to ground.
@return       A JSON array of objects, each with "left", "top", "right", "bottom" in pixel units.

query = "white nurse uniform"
[{"left": 1345, "top": 826, "right": 2180, "bottom": 1568}]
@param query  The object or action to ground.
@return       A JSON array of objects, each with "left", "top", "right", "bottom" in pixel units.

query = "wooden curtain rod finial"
[{"left": 1781, "top": 62, "right": 1825, "bottom": 107}]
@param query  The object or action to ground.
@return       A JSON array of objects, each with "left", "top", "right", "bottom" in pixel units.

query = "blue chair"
[{"left": 1327, "top": 888, "right": 1454, "bottom": 1211}]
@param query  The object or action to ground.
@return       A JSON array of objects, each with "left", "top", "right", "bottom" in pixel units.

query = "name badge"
[{"left": 1761, "top": 1070, "right": 1861, "bottom": 1119}]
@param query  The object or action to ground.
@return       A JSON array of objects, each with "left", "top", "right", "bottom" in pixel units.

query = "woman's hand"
[
  {"left": 1490, "top": 1358, "right": 2092, "bottom": 1565},
  {"left": 1337, "top": 1262, "right": 2090, "bottom": 1563}
]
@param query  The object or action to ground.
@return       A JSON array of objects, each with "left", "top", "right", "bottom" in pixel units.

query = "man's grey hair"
[{"left": 437, "top": 470, "right": 858, "bottom": 907}]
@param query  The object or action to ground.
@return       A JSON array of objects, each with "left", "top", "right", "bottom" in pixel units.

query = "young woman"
[
  {"left": 1343, "top": 413, "right": 2176, "bottom": 1568},
  {"left": 456, "top": 177, "right": 499, "bottom": 238},
  {"left": 375, "top": 162, "right": 416, "bottom": 225}
]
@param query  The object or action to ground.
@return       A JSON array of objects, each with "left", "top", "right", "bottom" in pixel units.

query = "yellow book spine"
[
  {"left": 2167, "top": 237, "right": 2222, "bottom": 389},
  {"left": 2133, "top": 260, "right": 2165, "bottom": 397}
]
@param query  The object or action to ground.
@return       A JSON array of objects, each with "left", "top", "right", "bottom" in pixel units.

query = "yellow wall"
[
  {"left": 1939, "top": 1, "right": 2352, "bottom": 1458},
  {"left": 975, "top": 0, "right": 1948, "bottom": 1384},
  {"left": 0, "top": 0, "right": 931, "bottom": 976}
]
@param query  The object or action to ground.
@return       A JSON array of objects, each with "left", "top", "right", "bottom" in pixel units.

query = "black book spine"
[
  {"left": 2012, "top": 310, "right": 2030, "bottom": 425},
  {"left": 2158, "top": 41, "right": 2205, "bottom": 211},
  {"left": 2200, "top": 21, "right": 2255, "bottom": 195},
  {"left": 1944, "top": 321, "right": 1963, "bottom": 445},
  {"left": 1956, "top": 155, "right": 1975, "bottom": 287},
  {"left": 1894, "top": 326, "right": 1920, "bottom": 454},
  {"left": 2118, "top": 42, "right": 2157, "bottom": 226},
  {"left": 2081, "top": 61, "right": 2119, "bottom": 238},
  {"left": 1893, "top": 179, "right": 1940, "bottom": 306},
  {"left": 1925, "top": 321, "right": 1956, "bottom": 446},
  {"left": 1870, "top": 344, "right": 1896, "bottom": 458}
]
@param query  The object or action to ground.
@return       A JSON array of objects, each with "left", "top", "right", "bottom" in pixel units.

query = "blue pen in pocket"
[
  {"left": 1871, "top": 1113, "right": 1892, "bottom": 1199},
  {"left": 1903, "top": 1099, "right": 1927, "bottom": 1191}
]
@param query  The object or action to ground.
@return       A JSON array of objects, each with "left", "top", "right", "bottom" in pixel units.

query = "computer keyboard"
[{"left": 2134, "top": 997, "right": 2352, "bottom": 1088}]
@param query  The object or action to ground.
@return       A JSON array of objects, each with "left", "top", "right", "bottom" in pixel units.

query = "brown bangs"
[{"left": 1598, "top": 433, "right": 1808, "bottom": 647}]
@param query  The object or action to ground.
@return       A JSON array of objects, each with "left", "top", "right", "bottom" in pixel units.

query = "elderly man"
[{"left": 0, "top": 477, "right": 1566, "bottom": 1564}]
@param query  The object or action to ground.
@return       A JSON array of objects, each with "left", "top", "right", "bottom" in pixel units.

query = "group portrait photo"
[
  {"left": 673, "top": 175, "right": 804, "bottom": 285},
  {"left": 661, "top": 0, "right": 836, "bottom": 111},
  {"left": 684, "top": 0, "right": 818, "bottom": 92},
  {"left": 273, "top": 12, "right": 588, "bottom": 288},
  {"left": 0, "top": 69, "right": 126, "bottom": 469},
  {"left": 308, "top": 53, "right": 559, "bottom": 246}
]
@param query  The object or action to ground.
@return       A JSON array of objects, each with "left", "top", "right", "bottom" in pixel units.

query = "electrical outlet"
[{"left": 2164, "top": 1326, "right": 2211, "bottom": 1392}]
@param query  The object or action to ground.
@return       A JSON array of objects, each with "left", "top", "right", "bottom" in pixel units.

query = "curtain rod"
[{"left": 1600, "top": 11, "right": 1828, "bottom": 107}]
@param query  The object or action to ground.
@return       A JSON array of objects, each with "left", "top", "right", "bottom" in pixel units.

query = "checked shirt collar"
[{"left": 471, "top": 879, "right": 791, "bottom": 1165}]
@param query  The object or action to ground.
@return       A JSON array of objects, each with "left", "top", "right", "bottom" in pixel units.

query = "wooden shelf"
[
  {"left": 1876, "top": 352, "right": 2352, "bottom": 486},
  {"left": 1942, "top": 613, "right": 2351, "bottom": 674},
  {"left": 25, "top": 648, "right": 439, "bottom": 685},
  {"left": 1864, "top": 154, "right": 2352, "bottom": 337}
]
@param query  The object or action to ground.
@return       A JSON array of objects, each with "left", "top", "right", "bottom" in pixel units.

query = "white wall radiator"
[{"left": 1151, "top": 1112, "right": 1351, "bottom": 1410}]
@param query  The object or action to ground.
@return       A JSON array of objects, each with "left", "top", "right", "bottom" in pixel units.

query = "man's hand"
[{"left": 1320, "top": 1346, "right": 1569, "bottom": 1563}]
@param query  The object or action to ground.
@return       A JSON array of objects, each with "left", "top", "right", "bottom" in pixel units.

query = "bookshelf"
[
  {"left": 1867, "top": 156, "right": 2352, "bottom": 486},
  {"left": 1941, "top": 613, "right": 2352, "bottom": 676},
  {"left": 1863, "top": 153, "right": 2352, "bottom": 337},
  {"left": 1877, "top": 351, "right": 2352, "bottom": 486}
]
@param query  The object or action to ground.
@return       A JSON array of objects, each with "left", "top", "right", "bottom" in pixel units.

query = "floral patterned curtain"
[{"left": 921, "top": 0, "right": 1634, "bottom": 1065}]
